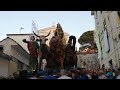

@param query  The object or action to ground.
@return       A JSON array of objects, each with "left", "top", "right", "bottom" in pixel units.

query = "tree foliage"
[{"left": 78, "top": 30, "right": 94, "bottom": 46}]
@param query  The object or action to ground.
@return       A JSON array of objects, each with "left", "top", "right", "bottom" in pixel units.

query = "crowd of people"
[
  {"left": 1, "top": 67, "right": 120, "bottom": 79},
  {"left": 17, "top": 67, "right": 120, "bottom": 79},
  {"left": 33, "top": 67, "right": 120, "bottom": 79}
]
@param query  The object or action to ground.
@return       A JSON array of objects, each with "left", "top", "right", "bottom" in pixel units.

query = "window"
[
  {"left": 118, "top": 11, "right": 120, "bottom": 17},
  {"left": 0, "top": 45, "right": 3, "bottom": 52},
  {"left": 119, "top": 33, "right": 120, "bottom": 39},
  {"left": 102, "top": 64, "right": 105, "bottom": 70}
]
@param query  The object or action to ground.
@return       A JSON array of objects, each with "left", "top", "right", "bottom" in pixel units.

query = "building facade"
[
  {"left": 0, "top": 51, "right": 12, "bottom": 77},
  {"left": 0, "top": 37, "right": 30, "bottom": 77},
  {"left": 92, "top": 11, "right": 120, "bottom": 69}
]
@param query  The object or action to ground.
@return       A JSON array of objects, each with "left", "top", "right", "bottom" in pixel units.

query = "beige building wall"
[
  {"left": 11, "top": 46, "right": 29, "bottom": 65},
  {"left": 92, "top": 11, "right": 120, "bottom": 69},
  {"left": 0, "top": 56, "right": 18, "bottom": 77},
  {"left": 0, "top": 37, "right": 30, "bottom": 77},
  {"left": 0, "top": 38, "right": 11, "bottom": 55},
  {"left": 0, "top": 58, "right": 9, "bottom": 77},
  {"left": 8, "top": 60, "right": 17, "bottom": 77}
]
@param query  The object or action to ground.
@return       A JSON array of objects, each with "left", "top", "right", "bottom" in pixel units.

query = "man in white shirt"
[{"left": 58, "top": 69, "right": 72, "bottom": 79}]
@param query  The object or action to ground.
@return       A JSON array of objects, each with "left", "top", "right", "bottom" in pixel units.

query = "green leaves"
[{"left": 78, "top": 30, "right": 94, "bottom": 45}]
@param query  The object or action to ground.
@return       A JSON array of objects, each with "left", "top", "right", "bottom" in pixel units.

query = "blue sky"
[{"left": 0, "top": 11, "right": 95, "bottom": 49}]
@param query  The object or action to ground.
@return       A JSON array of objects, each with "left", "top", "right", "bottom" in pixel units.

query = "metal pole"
[{"left": 20, "top": 27, "right": 24, "bottom": 34}]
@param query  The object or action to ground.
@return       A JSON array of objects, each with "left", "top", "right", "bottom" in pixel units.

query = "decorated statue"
[
  {"left": 23, "top": 36, "right": 39, "bottom": 72},
  {"left": 64, "top": 35, "right": 77, "bottom": 70},
  {"left": 46, "top": 23, "right": 66, "bottom": 71},
  {"left": 54, "top": 23, "right": 67, "bottom": 45}
]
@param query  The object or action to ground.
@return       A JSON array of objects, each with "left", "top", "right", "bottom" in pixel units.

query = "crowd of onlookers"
[
  {"left": 28, "top": 67, "right": 120, "bottom": 79},
  {"left": 1, "top": 67, "right": 120, "bottom": 79}
]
